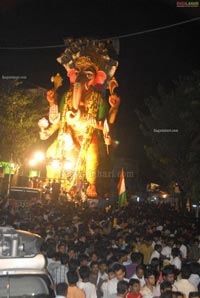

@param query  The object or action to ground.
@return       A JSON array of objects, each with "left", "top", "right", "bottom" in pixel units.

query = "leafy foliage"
[{"left": 0, "top": 81, "right": 47, "bottom": 168}]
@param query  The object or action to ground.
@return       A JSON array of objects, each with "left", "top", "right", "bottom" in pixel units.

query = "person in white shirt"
[
  {"left": 174, "top": 264, "right": 197, "bottom": 298},
  {"left": 130, "top": 264, "right": 146, "bottom": 287},
  {"left": 101, "top": 267, "right": 117, "bottom": 298},
  {"left": 77, "top": 265, "right": 97, "bottom": 298},
  {"left": 140, "top": 268, "right": 156, "bottom": 298},
  {"left": 176, "top": 235, "right": 187, "bottom": 261},
  {"left": 114, "top": 263, "right": 129, "bottom": 283},
  {"left": 153, "top": 264, "right": 178, "bottom": 297},
  {"left": 170, "top": 247, "right": 182, "bottom": 271},
  {"left": 47, "top": 251, "right": 61, "bottom": 280},
  {"left": 161, "top": 237, "right": 175, "bottom": 262},
  {"left": 150, "top": 244, "right": 162, "bottom": 263},
  {"left": 188, "top": 261, "right": 200, "bottom": 289},
  {"left": 102, "top": 263, "right": 129, "bottom": 296}
]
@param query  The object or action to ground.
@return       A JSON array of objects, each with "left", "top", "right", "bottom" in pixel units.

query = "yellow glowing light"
[
  {"left": 51, "top": 159, "right": 60, "bottom": 169},
  {"left": 34, "top": 151, "right": 45, "bottom": 162},
  {"left": 64, "top": 160, "right": 73, "bottom": 170},
  {"left": 160, "top": 192, "right": 168, "bottom": 199},
  {"left": 64, "top": 133, "right": 74, "bottom": 150},
  {"left": 29, "top": 159, "right": 36, "bottom": 166}
]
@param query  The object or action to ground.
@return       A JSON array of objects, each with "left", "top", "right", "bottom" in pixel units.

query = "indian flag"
[{"left": 117, "top": 168, "right": 127, "bottom": 207}]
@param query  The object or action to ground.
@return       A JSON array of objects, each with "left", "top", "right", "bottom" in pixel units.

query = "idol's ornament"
[{"left": 38, "top": 39, "right": 120, "bottom": 197}]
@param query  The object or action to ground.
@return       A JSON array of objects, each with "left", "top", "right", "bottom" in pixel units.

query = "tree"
[
  {"left": 135, "top": 71, "right": 200, "bottom": 208},
  {"left": 0, "top": 80, "right": 47, "bottom": 174}
]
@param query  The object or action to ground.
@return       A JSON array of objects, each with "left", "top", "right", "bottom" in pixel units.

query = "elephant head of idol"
[
  {"left": 65, "top": 56, "right": 107, "bottom": 124},
  {"left": 57, "top": 39, "right": 119, "bottom": 125}
]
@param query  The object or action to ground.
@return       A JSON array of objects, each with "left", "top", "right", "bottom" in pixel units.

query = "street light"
[{"left": 34, "top": 152, "right": 45, "bottom": 162}]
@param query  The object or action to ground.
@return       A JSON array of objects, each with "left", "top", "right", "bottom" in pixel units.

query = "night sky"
[{"left": 1, "top": 0, "right": 200, "bottom": 184}]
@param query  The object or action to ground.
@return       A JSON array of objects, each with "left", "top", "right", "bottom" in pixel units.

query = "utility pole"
[{"left": 7, "top": 153, "right": 13, "bottom": 197}]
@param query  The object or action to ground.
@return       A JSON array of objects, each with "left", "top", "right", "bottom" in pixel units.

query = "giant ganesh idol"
[{"left": 38, "top": 39, "right": 120, "bottom": 197}]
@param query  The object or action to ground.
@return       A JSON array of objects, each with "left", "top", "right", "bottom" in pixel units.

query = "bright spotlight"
[{"left": 34, "top": 151, "right": 45, "bottom": 162}]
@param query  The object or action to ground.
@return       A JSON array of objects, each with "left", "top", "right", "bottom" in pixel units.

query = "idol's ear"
[
  {"left": 67, "top": 69, "right": 77, "bottom": 84},
  {"left": 93, "top": 70, "right": 107, "bottom": 88}
]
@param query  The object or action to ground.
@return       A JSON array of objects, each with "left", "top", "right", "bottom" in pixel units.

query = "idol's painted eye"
[
  {"left": 75, "top": 68, "right": 81, "bottom": 76},
  {"left": 85, "top": 71, "right": 94, "bottom": 80}
]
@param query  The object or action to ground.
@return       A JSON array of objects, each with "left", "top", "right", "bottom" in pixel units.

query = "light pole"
[{"left": 7, "top": 153, "right": 13, "bottom": 197}]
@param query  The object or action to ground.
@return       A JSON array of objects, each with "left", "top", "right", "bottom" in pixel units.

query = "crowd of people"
[{"left": 0, "top": 195, "right": 200, "bottom": 298}]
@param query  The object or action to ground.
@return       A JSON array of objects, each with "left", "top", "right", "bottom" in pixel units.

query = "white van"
[{"left": 0, "top": 226, "right": 56, "bottom": 298}]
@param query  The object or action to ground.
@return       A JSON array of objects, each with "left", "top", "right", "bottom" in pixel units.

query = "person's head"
[
  {"left": 99, "top": 260, "right": 108, "bottom": 274},
  {"left": 60, "top": 253, "right": 69, "bottom": 266},
  {"left": 161, "top": 290, "right": 173, "bottom": 298},
  {"left": 57, "top": 242, "right": 66, "bottom": 254},
  {"left": 90, "top": 251, "right": 99, "bottom": 262},
  {"left": 107, "top": 267, "right": 116, "bottom": 279},
  {"left": 56, "top": 282, "right": 68, "bottom": 296},
  {"left": 68, "top": 258, "right": 79, "bottom": 271},
  {"left": 67, "top": 270, "right": 79, "bottom": 285},
  {"left": 193, "top": 238, "right": 200, "bottom": 247},
  {"left": 124, "top": 245, "right": 132, "bottom": 259},
  {"left": 79, "top": 234, "right": 87, "bottom": 243},
  {"left": 150, "top": 257, "right": 162, "bottom": 273},
  {"left": 175, "top": 240, "right": 182, "bottom": 249},
  {"left": 181, "top": 264, "right": 191, "bottom": 279},
  {"left": 145, "top": 236, "right": 153, "bottom": 247},
  {"left": 117, "top": 280, "right": 129, "bottom": 296},
  {"left": 144, "top": 268, "right": 156, "bottom": 287},
  {"left": 171, "top": 247, "right": 181, "bottom": 258},
  {"left": 172, "top": 291, "right": 184, "bottom": 298},
  {"left": 167, "top": 237, "right": 175, "bottom": 248},
  {"left": 176, "top": 234, "right": 185, "bottom": 243},
  {"left": 78, "top": 253, "right": 89, "bottom": 267},
  {"left": 113, "top": 263, "right": 127, "bottom": 281},
  {"left": 136, "top": 264, "right": 145, "bottom": 279},
  {"left": 117, "top": 236, "right": 126, "bottom": 246},
  {"left": 53, "top": 251, "right": 62, "bottom": 261},
  {"left": 129, "top": 278, "right": 141, "bottom": 294},
  {"left": 46, "top": 245, "right": 57, "bottom": 259},
  {"left": 162, "top": 265, "right": 176, "bottom": 284},
  {"left": 155, "top": 244, "right": 162, "bottom": 253},
  {"left": 188, "top": 291, "right": 200, "bottom": 298},
  {"left": 116, "top": 249, "right": 128, "bottom": 263},
  {"left": 90, "top": 261, "right": 99, "bottom": 274},
  {"left": 130, "top": 252, "right": 143, "bottom": 264},
  {"left": 190, "top": 262, "right": 200, "bottom": 276},
  {"left": 160, "top": 280, "right": 173, "bottom": 293},
  {"left": 79, "top": 265, "right": 90, "bottom": 281}
]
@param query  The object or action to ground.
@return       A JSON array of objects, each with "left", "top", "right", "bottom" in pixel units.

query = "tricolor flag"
[{"left": 117, "top": 168, "right": 127, "bottom": 207}]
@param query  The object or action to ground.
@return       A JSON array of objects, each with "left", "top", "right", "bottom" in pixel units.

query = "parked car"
[{"left": 0, "top": 226, "right": 56, "bottom": 298}]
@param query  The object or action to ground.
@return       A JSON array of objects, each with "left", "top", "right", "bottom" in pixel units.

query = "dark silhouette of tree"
[{"left": 135, "top": 71, "right": 200, "bottom": 208}]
